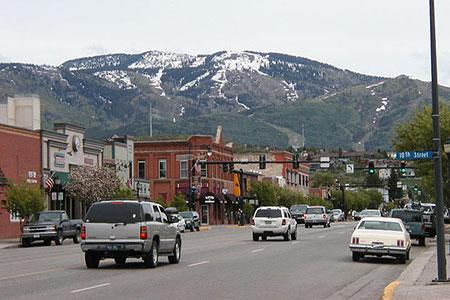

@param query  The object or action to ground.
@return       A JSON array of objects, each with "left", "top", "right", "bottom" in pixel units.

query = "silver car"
[
  {"left": 80, "top": 200, "right": 181, "bottom": 269},
  {"left": 251, "top": 206, "right": 297, "bottom": 241},
  {"left": 304, "top": 206, "right": 331, "bottom": 228}
]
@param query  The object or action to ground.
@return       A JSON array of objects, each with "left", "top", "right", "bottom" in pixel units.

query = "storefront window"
[
  {"left": 138, "top": 160, "right": 146, "bottom": 178},
  {"left": 180, "top": 160, "right": 188, "bottom": 178},
  {"left": 159, "top": 159, "right": 167, "bottom": 179}
]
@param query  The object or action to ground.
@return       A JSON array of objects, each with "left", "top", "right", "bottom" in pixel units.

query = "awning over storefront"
[
  {"left": 225, "top": 193, "right": 238, "bottom": 204},
  {"left": 53, "top": 171, "right": 70, "bottom": 187}
]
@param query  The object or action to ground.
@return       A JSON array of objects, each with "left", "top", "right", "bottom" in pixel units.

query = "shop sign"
[
  {"left": 84, "top": 157, "right": 94, "bottom": 166},
  {"left": 54, "top": 153, "right": 65, "bottom": 168},
  {"left": 204, "top": 195, "right": 215, "bottom": 204},
  {"left": 27, "top": 171, "right": 37, "bottom": 183}
]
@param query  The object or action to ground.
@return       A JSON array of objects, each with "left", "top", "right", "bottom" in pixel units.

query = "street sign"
[
  {"left": 397, "top": 181, "right": 402, "bottom": 188},
  {"left": 320, "top": 156, "right": 330, "bottom": 162},
  {"left": 346, "top": 164, "right": 354, "bottom": 174},
  {"left": 320, "top": 163, "right": 330, "bottom": 169},
  {"left": 395, "top": 151, "right": 433, "bottom": 160}
]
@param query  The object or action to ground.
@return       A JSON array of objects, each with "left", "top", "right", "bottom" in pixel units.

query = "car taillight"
[
  {"left": 81, "top": 225, "right": 86, "bottom": 240},
  {"left": 397, "top": 240, "right": 405, "bottom": 247},
  {"left": 251, "top": 219, "right": 255, "bottom": 225},
  {"left": 140, "top": 226, "right": 148, "bottom": 239},
  {"left": 352, "top": 237, "right": 359, "bottom": 244}
]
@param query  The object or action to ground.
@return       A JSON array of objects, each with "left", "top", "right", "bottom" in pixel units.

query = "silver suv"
[
  {"left": 251, "top": 206, "right": 297, "bottom": 241},
  {"left": 304, "top": 206, "right": 331, "bottom": 228},
  {"left": 80, "top": 200, "right": 181, "bottom": 269}
]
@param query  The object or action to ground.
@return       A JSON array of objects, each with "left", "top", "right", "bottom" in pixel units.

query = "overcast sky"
[{"left": 1, "top": 0, "right": 449, "bottom": 85}]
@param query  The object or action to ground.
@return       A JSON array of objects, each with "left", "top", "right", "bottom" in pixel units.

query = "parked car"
[
  {"left": 328, "top": 210, "right": 335, "bottom": 222},
  {"left": 290, "top": 204, "right": 309, "bottom": 224},
  {"left": 444, "top": 208, "right": 450, "bottom": 224},
  {"left": 349, "top": 217, "right": 411, "bottom": 264},
  {"left": 251, "top": 206, "right": 297, "bottom": 241},
  {"left": 21, "top": 210, "right": 82, "bottom": 247},
  {"left": 359, "top": 209, "right": 382, "bottom": 219},
  {"left": 80, "top": 200, "right": 181, "bottom": 269},
  {"left": 179, "top": 211, "right": 201, "bottom": 232},
  {"left": 332, "top": 209, "right": 345, "bottom": 222},
  {"left": 304, "top": 206, "right": 331, "bottom": 228},
  {"left": 353, "top": 211, "right": 361, "bottom": 221},
  {"left": 169, "top": 214, "right": 186, "bottom": 233},
  {"left": 389, "top": 209, "right": 426, "bottom": 246}
]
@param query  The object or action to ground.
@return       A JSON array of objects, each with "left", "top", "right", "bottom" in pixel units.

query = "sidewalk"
[
  {"left": 387, "top": 234, "right": 450, "bottom": 300},
  {"left": 0, "top": 238, "right": 20, "bottom": 249}
]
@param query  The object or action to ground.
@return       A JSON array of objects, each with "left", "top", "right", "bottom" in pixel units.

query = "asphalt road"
[{"left": 0, "top": 222, "right": 429, "bottom": 300}]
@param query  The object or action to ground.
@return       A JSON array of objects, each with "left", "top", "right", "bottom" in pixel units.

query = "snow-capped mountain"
[{"left": 1, "top": 50, "right": 449, "bottom": 150}]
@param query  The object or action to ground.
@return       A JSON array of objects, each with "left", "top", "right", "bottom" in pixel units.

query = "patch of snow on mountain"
[
  {"left": 273, "top": 60, "right": 303, "bottom": 72},
  {"left": 142, "top": 68, "right": 166, "bottom": 96},
  {"left": 191, "top": 56, "right": 206, "bottom": 67},
  {"left": 68, "top": 55, "right": 121, "bottom": 71},
  {"left": 211, "top": 69, "right": 227, "bottom": 98},
  {"left": 235, "top": 96, "right": 250, "bottom": 111},
  {"left": 129, "top": 51, "right": 194, "bottom": 69},
  {"left": 179, "top": 105, "right": 185, "bottom": 117},
  {"left": 281, "top": 81, "right": 298, "bottom": 101},
  {"left": 94, "top": 70, "right": 136, "bottom": 89},
  {"left": 366, "top": 81, "right": 384, "bottom": 89},
  {"left": 179, "top": 71, "right": 210, "bottom": 91},
  {"left": 212, "top": 51, "right": 269, "bottom": 75}
]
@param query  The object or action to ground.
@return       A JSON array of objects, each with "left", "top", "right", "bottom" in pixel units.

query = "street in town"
[{"left": 0, "top": 223, "right": 430, "bottom": 300}]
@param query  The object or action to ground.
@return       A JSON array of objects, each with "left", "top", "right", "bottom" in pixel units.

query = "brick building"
[
  {"left": 0, "top": 124, "right": 41, "bottom": 238},
  {"left": 134, "top": 127, "right": 236, "bottom": 225},
  {"left": 234, "top": 150, "right": 310, "bottom": 195}
]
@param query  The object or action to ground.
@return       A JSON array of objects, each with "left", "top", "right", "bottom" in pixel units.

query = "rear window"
[
  {"left": 391, "top": 210, "right": 422, "bottom": 222},
  {"left": 361, "top": 210, "right": 381, "bottom": 217},
  {"left": 358, "top": 220, "right": 402, "bottom": 232},
  {"left": 291, "top": 205, "right": 308, "bottom": 213},
  {"left": 255, "top": 208, "right": 282, "bottom": 218},
  {"left": 180, "top": 211, "right": 193, "bottom": 218},
  {"left": 85, "top": 202, "right": 143, "bottom": 223},
  {"left": 306, "top": 207, "right": 324, "bottom": 214}
]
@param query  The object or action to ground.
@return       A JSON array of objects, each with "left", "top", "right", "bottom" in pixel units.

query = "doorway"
[{"left": 201, "top": 205, "right": 209, "bottom": 225}]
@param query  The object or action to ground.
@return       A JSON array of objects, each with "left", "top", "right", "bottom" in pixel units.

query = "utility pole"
[
  {"left": 239, "top": 169, "right": 245, "bottom": 226},
  {"left": 429, "top": 0, "right": 447, "bottom": 282}
]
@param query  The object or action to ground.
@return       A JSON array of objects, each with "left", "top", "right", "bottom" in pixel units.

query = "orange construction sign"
[{"left": 233, "top": 174, "right": 241, "bottom": 197}]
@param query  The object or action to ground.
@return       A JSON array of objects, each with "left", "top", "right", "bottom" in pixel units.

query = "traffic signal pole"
[{"left": 429, "top": 0, "right": 447, "bottom": 282}]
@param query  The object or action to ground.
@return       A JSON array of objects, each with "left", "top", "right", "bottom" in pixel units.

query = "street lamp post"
[
  {"left": 429, "top": 0, "right": 447, "bottom": 282},
  {"left": 136, "top": 181, "right": 141, "bottom": 199}
]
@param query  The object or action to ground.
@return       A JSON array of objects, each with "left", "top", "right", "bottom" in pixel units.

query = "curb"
[
  {"left": 0, "top": 244, "right": 19, "bottom": 250},
  {"left": 381, "top": 249, "right": 434, "bottom": 300},
  {"left": 199, "top": 226, "right": 211, "bottom": 232}
]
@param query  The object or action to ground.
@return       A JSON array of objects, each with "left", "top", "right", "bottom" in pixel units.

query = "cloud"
[{"left": 0, "top": 54, "right": 10, "bottom": 63}]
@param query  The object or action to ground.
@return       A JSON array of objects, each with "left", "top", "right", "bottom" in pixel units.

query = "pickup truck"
[
  {"left": 21, "top": 210, "right": 83, "bottom": 246},
  {"left": 389, "top": 209, "right": 427, "bottom": 246}
]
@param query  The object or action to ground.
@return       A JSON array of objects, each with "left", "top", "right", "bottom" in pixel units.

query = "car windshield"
[
  {"left": 32, "top": 212, "right": 61, "bottom": 222},
  {"left": 291, "top": 205, "right": 308, "bottom": 213},
  {"left": 358, "top": 220, "right": 402, "bottom": 232},
  {"left": 180, "top": 211, "right": 193, "bottom": 219},
  {"left": 332, "top": 209, "right": 342, "bottom": 214},
  {"left": 255, "top": 209, "right": 282, "bottom": 218},
  {"left": 306, "top": 208, "right": 324, "bottom": 214},
  {"left": 391, "top": 210, "right": 422, "bottom": 222},
  {"left": 85, "top": 202, "right": 143, "bottom": 223},
  {"left": 361, "top": 210, "right": 380, "bottom": 216}
]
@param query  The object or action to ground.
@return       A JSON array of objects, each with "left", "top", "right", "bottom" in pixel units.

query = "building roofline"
[
  {"left": 0, "top": 123, "right": 40, "bottom": 137},
  {"left": 54, "top": 123, "right": 85, "bottom": 132}
]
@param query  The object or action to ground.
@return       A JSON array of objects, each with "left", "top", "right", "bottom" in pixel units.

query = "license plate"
[
  {"left": 33, "top": 234, "right": 40, "bottom": 238},
  {"left": 372, "top": 242, "right": 384, "bottom": 248},
  {"left": 106, "top": 245, "right": 120, "bottom": 250},
  {"left": 265, "top": 221, "right": 271, "bottom": 224}
]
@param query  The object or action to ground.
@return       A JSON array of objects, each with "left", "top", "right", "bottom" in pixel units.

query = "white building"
[{"left": 0, "top": 95, "right": 40, "bottom": 130}]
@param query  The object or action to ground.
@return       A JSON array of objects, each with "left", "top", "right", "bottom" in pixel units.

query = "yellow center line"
[{"left": 381, "top": 280, "right": 400, "bottom": 300}]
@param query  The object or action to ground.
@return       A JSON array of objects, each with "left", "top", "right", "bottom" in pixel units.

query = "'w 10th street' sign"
[{"left": 395, "top": 151, "right": 433, "bottom": 160}]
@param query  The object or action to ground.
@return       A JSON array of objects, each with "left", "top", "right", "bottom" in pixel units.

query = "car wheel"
[
  {"left": 328, "top": 223, "right": 331, "bottom": 227},
  {"left": 419, "top": 237, "right": 426, "bottom": 246},
  {"left": 168, "top": 237, "right": 182, "bottom": 264},
  {"left": 352, "top": 252, "right": 360, "bottom": 262},
  {"left": 397, "top": 254, "right": 406, "bottom": 264},
  {"left": 21, "top": 238, "right": 31, "bottom": 247},
  {"left": 196, "top": 226, "right": 200, "bottom": 231},
  {"left": 262, "top": 235, "right": 267, "bottom": 241},
  {"left": 252, "top": 233, "right": 259, "bottom": 241},
  {"left": 144, "top": 239, "right": 159, "bottom": 268},
  {"left": 406, "top": 249, "right": 410, "bottom": 260},
  {"left": 85, "top": 251, "right": 100, "bottom": 269},
  {"left": 190, "top": 226, "right": 194, "bottom": 232},
  {"left": 55, "top": 231, "right": 63, "bottom": 245},
  {"left": 284, "top": 229, "right": 291, "bottom": 241},
  {"left": 73, "top": 230, "right": 81, "bottom": 244},
  {"left": 43, "top": 239, "right": 51, "bottom": 246},
  {"left": 114, "top": 257, "right": 127, "bottom": 265},
  {"left": 323, "top": 224, "right": 327, "bottom": 228},
  {"left": 291, "top": 229, "right": 297, "bottom": 240},
  {"left": 181, "top": 229, "right": 185, "bottom": 233},
  {"left": 305, "top": 224, "right": 308, "bottom": 228}
]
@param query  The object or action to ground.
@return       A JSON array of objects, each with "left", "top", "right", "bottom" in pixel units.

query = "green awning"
[{"left": 53, "top": 171, "right": 70, "bottom": 186}]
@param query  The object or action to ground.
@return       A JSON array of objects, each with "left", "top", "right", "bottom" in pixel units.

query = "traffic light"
[
  {"left": 414, "top": 185, "right": 419, "bottom": 192},
  {"left": 259, "top": 154, "right": 266, "bottom": 169},
  {"left": 368, "top": 161, "right": 375, "bottom": 174},
  {"left": 222, "top": 163, "right": 229, "bottom": 173},
  {"left": 400, "top": 162, "right": 406, "bottom": 175},
  {"left": 293, "top": 153, "right": 300, "bottom": 169}
]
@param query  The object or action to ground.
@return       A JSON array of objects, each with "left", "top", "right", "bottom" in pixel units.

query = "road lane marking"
[
  {"left": 0, "top": 268, "right": 62, "bottom": 281},
  {"left": 381, "top": 280, "right": 400, "bottom": 300},
  {"left": 188, "top": 260, "right": 210, "bottom": 267},
  {"left": 339, "top": 231, "right": 345, "bottom": 234},
  {"left": 251, "top": 248, "right": 264, "bottom": 253},
  {"left": 318, "top": 235, "right": 325, "bottom": 239},
  {"left": 71, "top": 283, "right": 111, "bottom": 293},
  {"left": 292, "top": 241, "right": 300, "bottom": 244}
]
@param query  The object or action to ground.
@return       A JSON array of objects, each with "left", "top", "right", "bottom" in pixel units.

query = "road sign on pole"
[
  {"left": 395, "top": 151, "right": 433, "bottom": 160},
  {"left": 346, "top": 164, "right": 354, "bottom": 174}
]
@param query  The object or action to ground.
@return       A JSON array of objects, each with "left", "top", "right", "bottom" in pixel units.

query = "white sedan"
[
  {"left": 349, "top": 217, "right": 411, "bottom": 264},
  {"left": 169, "top": 214, "right": 186, "bottom": 233}
]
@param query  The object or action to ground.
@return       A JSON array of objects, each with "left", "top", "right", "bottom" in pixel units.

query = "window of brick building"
[
  {"left": 138, "top": 160, "right": 146, "bottom": 178},
  {"left": 159, "top": 159, "right": 167, "bottom": 179},
  {"left": 180, "top": 160, "right": 188, "bottom": 179}
]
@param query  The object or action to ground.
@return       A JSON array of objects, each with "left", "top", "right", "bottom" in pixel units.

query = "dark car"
[
  {"left": 290, "top": 204, "right": 309, "bottom": 224},
  {"left": 390, "top": 209, "right": 426, "bottom": 246},
  {"left": 21, "top": 210, "right": 82, "bottom": 246},
  {"left": 180, "top": 211, "right": 200, "bottom": 232}
]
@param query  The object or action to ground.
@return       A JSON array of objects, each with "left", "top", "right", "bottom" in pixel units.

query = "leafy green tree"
[
  {"left": 387, "top": 168, "right": 403, "bottom": 200},
  {"left": 2, "top": 183, "right": 45, "bottom": 228},
  {"left": 251, "top": 181, "right": 278, "bottom": 206},
  {"left": 111, "top": 186, "right": 136, "bottom": 199},
  {"left": 365, "top": 173, "right": 382, "bottom": 188},
  {"left": 243, "top": 203, "right": 255, "bottom": 222},
  {"left": 394, "top": 103, "right": 450, "bottom": 205},
  {"left": 170, "top": 193, "right": 187, "bottom": 211},
  {"left": 310, "top": 171, "right": 335, "bottom": 188},
  {"left": 363, "top": 189, "right": 383, "bottom": 209}
]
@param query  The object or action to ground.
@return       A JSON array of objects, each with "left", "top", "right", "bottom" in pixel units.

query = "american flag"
[
  {"left": 45, "top": 176, "right": 54, "bottom": 193},
  {"left": 192, "top": 159, "right": 201, "bottom": 176}
]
